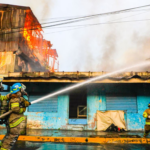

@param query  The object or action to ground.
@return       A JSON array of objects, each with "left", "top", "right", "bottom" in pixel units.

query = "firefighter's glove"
[
  {"left": 6, "top": 93, "right": 11, "bottom": 99},
  {"left": 22, "top": 107, "right": 26, "bottom": 113},
  {"left": 148, "top": 115, "right": 150, "bottom": 119},
  {"left": 24, "top": 100, "right": 31, "bottom": 107}
]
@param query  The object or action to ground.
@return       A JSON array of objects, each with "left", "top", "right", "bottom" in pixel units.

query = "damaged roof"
[
  {"left": 2, "top": 72, "right": 150, "bottom": 83},
  {"left": 0, "top": 4, "right": 30, "bottom": 9}
]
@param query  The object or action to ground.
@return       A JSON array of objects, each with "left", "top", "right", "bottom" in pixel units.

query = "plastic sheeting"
[{"left": 96, "top": 110, "right": 126, "bottom": 131}]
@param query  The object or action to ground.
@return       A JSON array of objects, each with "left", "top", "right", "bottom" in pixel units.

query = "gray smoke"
[
  {"left": 1, "top": 0, "right": 150, "bottom": 72},
  {"left": 96, "top": 31, "right": 118, "bottom": 72},
  {"left": 0, "top": 0, "right": 52, "bottom": 21}
]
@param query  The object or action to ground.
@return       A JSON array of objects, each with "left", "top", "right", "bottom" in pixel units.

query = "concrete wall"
[
  {"left": 127, "top": 96, "right": 149, "bottom": 130},
  {"left": 25, "top": 95, "right": 69, "bottom": 129},
  {"left": 1, "top": 83, "right": 150, "bottom": 131},
  {"left": 87, "top": 84, "right": 150, "bottom": 131}
]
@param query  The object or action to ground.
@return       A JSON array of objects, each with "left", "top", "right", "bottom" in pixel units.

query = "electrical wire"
[
  {"left": 43, "top": 18, "right": 150, "bottom": 34},
  {"left": 43, "top": 10, "right": 148, "bottom": 30},
  {"left": 0, "top": 11, "right": 149, "bottom": 41},
  {"left": 39, "top": 8, "right": 150, "bottom": 22},
  {"left": 1, "top": 16, "right": 150, "bottom": 41},
  {"left": 1, "top": 3, "right": 150, "bottom": 35},
  {"left": 38, "top": 4, "right": 150, "bottom": 26}
]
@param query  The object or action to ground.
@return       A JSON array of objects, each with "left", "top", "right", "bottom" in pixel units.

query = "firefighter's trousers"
[
  {"left": 144, "top": 125, "right": 150, "bottom": 137},
  {"left": 0, "top": 118, "right": 26, "bottom": 150}
]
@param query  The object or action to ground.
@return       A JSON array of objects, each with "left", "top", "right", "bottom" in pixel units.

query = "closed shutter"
[
  {"left": 28, "top": 96, "right": 58, "bottom": 112},
  {"left": 106, "top": 96, "right": 137, "bottom": 113}
]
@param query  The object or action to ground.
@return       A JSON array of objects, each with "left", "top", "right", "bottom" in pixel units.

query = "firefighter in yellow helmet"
[
  {"left": 0, "top": 83, "right": 31, "bottom": 150},
  {"left": 143, "top": 102, "right": 150, "bottom": 138}
]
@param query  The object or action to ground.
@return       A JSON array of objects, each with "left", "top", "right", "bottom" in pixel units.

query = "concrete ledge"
[{"left": 0, "top": 135, "right": 150, "bottom": 144}]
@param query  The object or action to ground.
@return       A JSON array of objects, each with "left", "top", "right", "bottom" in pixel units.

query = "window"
[
  {"left": 3, "top": 84, "right": 8, "bottom": 91},
  {"left": 77, "top": 106, "right": 87, "bottom": 118},
  {"left": 69, "top": 88, "right": 87, "bottom": 118},
  {"left": 28, "top": 95, "right": 58, "bottom": 112},
  {"left": 106, "top": 96, "right": 137, "bottom": 113}
]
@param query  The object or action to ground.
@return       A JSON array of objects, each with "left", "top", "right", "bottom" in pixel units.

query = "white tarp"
[{"left": 96, "top": 110, "right": 126, "bottom": 131}]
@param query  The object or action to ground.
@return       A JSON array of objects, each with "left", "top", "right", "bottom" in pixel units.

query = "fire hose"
[
  {"left": 0, "top": 100, "right": 31, "bottom": 120},
  {"left": 0, "top": 61, "right": 150, "bottom": 120},
  {"left": 0, "top": 110, "right": 12, "bottom": 119},
  {"left": 0, "top": 102, "right": 31, "bottom": 120}
]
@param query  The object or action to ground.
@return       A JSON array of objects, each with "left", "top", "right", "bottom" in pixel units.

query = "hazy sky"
[{"left": 1, "top": 0, "right": 150, "bottom": 72}]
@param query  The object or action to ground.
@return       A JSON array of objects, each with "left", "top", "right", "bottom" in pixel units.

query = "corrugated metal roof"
[
  {"left": 0, "top": 4, "right": 30, "bottom": 9},
  {"left": 2, "top": 72, "right": 150, "bottom": 83}
]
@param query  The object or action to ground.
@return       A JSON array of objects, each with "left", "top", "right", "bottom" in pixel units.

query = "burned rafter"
[{"left": 0, "top": 4, "right": 59, "bottom": 73}]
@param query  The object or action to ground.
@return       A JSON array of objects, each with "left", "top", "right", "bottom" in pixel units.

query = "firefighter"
[
  {"left": 0, "top": 83, "right": 31, "bottom": 150},
  {"left": 0, "top": 80, "right": 11, "bottom": 124},
  {"left": 0, "top": 81, "right": 10, "bottom": 101},
  {"left": 0, "top": 81, "right": 4, "bottom": 91},
  {"left": 143, "top": 102, "right": 150, "bottom": 138}
]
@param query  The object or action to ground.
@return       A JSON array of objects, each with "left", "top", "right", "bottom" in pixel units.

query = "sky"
[{"left": 1, "top": 0, "right": 150, "bottom": 72}]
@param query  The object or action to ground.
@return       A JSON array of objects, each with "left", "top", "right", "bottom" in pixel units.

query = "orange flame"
[{"left": 23, "top": 9, "right": 58, "bottom": 72}]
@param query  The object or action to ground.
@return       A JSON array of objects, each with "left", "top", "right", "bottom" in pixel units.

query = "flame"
[
  {"left": 0, "top": 52, "right": 12, "bottom": 67},
  {"left": 22, "top": 9, "right": 58, "bottom": 72},
  {"left": 23, "top": 10, "right": 42, "bottom": 50}
]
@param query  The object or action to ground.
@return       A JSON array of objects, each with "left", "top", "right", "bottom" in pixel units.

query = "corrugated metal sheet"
[
  {"left": 106, "top": 96, "right": 137, "bottom": 113},
  {"left": 3, "top": 72, "right": 150, "bottom": 81},
  {"left": 28, "top": 96, "right": 58, "bottom": 112}
]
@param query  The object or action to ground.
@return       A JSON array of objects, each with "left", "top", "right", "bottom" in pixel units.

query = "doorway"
[{"left": 69, "top": 88, "right": 87, "bottom": 124}]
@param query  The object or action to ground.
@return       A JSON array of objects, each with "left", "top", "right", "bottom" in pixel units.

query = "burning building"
[
  {"left": 0, "top": 4, "right": 59, "bottom": 74},
  {"left": 2, "top": 71, "right": 150, "bottom": 131}
]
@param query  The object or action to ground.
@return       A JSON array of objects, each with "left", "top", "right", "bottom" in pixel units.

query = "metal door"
[{"left": 106, "top": 96, "right": 137, "bottom": 113}]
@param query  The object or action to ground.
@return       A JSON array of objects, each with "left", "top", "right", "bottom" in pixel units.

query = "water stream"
[{"left": 31, "top": 61, "right": 150, "bottom": 104}]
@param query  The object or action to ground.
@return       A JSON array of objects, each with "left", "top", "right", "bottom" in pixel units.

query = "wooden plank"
[{"left": 2, "top": 11, "right": 6, "bottom": 30}]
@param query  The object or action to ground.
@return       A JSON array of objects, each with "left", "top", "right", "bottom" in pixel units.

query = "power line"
[
  {"left": 1, "top": 13, "right": 149, "bottom": 41},
  {"left": 1, "top": 4, "right": 150, "bottom": 35},
  {"left": 44, "top": 18, "right": 150, "bottom": 34},
  {"left": 43, "top": 10, "right": 148, "bottom": 30},
  {"left": 38, "top": 4, "right": 150, "bottom": 26},
  {"left": 1, "top": 18, "right": 150, "bottom": 45},
  {"left": 0, "top": 4, "right": 150, "bottom": 37},
  {"left": 39, "top": 8, "right": 150, "bottom": 23}
]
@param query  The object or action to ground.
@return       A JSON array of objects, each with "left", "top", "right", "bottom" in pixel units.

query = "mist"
[{"left": 1, "top": 0, "right": 150, "bottom": 72}]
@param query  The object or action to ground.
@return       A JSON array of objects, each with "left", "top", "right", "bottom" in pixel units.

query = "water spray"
[
  {"left": 0, "top": 61, "right": 150, "bottom": 119},
  {"left": 31, "top": 61, "right": 150, "bottom": 104}
]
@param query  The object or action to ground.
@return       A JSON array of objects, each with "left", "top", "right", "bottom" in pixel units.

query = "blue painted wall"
[
  {"left": 87, "top": 84, "right": 150, "bottom": 131},
  {"left": 87, "top": 85, "right": 106, "bottom": 130},
  {"left": 25, "top": 95, "right": 69, "bottom": 129},
  {"left": 127, "top": 96, "right": 150, "bottom": 130},
  {"left": 1, "top": 83, "right": 150, "bottom": 130}
]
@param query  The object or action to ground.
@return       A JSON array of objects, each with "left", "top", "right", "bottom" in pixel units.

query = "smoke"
[
  {"left": 96, "top": 31, "right": 118, "bottom": 72},
  {"left": 68, "top": 10, "right": 150, "bottom": 72},
  {"left": 1, "top": 0, "right": 150, "bottom": 72},
  {"left": 121, "top": 28, "right": 150, "bottom": 71},
  {"left": 49, "top": 0, "right": 150, "bottom": 72},
  {"left": 27, "top": 0, "right": 53, "bottom": 21},
  {"left": 0, "top": 0, "right": 53, "bottom": 21}
]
